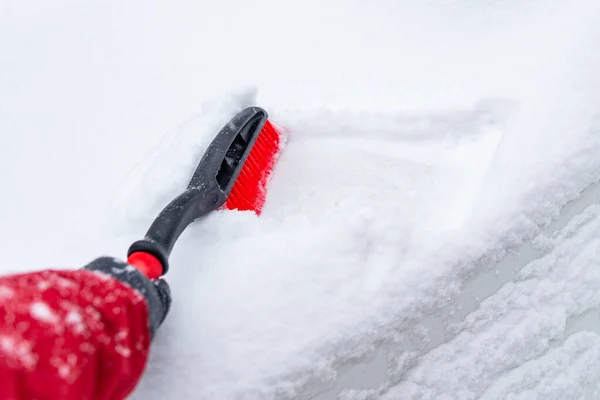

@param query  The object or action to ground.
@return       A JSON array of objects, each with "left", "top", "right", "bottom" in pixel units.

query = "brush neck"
[{"left": 127, "top": 186, "right": 226, "bottom": 274}]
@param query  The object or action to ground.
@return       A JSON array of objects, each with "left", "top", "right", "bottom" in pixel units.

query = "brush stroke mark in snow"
[{"left": 375, "top": 192, "right": 600, "bottom": 400}]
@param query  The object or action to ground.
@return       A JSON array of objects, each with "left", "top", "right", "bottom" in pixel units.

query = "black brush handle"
[
  {"left": 128, "top": 186, "right": 225, "bottom": 274},
  {"left": 127, "top": 106, "right": 269, "bottom": 276}
]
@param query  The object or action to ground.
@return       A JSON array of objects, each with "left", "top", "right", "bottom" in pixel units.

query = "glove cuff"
[{"left": 83, "top": 257, "right": 170, "bottom": 338}]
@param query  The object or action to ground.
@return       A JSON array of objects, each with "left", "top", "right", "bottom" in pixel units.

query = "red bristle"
[
  {"left": 229, "top": 185, "right": 251, "bottom": 210},
  {"left": 245, "top": 154, "right": 260, "bottom": 171},
  {"left": 253, "top": 136, "right": 270, "bottom": 153},
  {"left": 223, "top": 119, "right": 281, "bottom": 215}
]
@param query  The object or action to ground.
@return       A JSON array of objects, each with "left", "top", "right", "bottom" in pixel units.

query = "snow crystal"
[
  {"left": 90, "top": 271, "right": 112, "bottom": 281},
  {"left": 0, "top": 335, "right": 14, "bottom": 352},
  {"left": 0, "top": 285, "right": 14, "bottom": 300},
  {"left": 79, "top": 342, "right": 95, "bottom": 354},
  {"left": 65, "top": 310, "right": 86, "bottom": 334},
  {"left": 30, "top": 302, "right": 59, "bottom": 324},
  {"left": 58, "top": 365, "right": 71, "bottom": 379},
  {"left": 115, "top": 329, "right": 128, "bottom": 340},
  {"left": 56, "top": 277, "right": 75, "bottom": 289},
  {"left": 0, "top": 335, "right": 37, "bottom": 369},
  {"left": 113, "top": 330, "right": 131, "bottom": 357},
  {"left": 65, "top": 310, "right": 82, "bottom": 325},
  {"left": 115, "top": 345, "right": 132, "bottom": 358}
]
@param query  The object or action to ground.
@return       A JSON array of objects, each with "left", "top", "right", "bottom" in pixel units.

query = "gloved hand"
[
  {"left": 0, "top": 260, "right": 169, "bottom": 400},
  {"left": 83, "top": 257, "right": 171, "bottom": 337}
]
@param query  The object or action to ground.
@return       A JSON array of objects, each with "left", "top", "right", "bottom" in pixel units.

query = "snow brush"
[{"left": 126, "top": 107, "right": 281, "bottom": 279}]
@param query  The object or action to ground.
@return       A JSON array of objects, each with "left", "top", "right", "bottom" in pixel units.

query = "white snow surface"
[{"left": 2, "top": 0, "right": 600, "bottom": 399}]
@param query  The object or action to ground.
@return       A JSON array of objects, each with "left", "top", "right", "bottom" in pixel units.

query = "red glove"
[{"left": 0, "top": 257, "right": 170, "bottom": 400}]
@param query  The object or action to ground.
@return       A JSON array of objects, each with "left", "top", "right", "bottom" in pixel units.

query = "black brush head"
[{"left": 188, "top": 107, "right": 268, "bottom": 194}]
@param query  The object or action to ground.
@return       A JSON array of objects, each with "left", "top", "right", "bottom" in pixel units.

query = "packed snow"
[{"left": 1, "top": 0, "right": 600, "bottom": 399}]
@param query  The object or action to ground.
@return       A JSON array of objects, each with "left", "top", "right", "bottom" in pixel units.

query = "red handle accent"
[{"left": 127, "top": 252, "right": 164, "bottom": 280}]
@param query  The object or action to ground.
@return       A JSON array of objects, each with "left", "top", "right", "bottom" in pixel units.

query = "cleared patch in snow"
[{"left": 379, "top": 194, "right": 600, "bottom": 399}]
